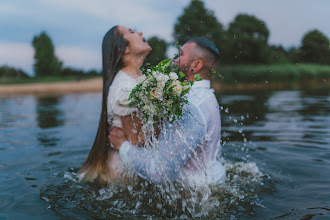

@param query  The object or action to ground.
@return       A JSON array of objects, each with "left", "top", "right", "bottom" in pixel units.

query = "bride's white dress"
[{"left": 106, "top": 70, "right": 138, "bottom": 179}]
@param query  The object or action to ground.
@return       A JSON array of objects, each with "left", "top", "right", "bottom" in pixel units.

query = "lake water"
[{"left": 0, "top": 89, "right": 329, "bottom": 219}]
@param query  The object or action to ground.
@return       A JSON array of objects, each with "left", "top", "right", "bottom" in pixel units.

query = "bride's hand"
[{"left": 108, "top": 127, "right": 127, "bottom": 151}]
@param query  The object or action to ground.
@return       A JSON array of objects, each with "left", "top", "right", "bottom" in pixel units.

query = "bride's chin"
[{"left": 142, "top": 48, "right": 151, "bottom": 57}]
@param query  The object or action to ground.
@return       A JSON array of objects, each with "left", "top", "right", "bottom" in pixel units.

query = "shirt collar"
[{"left": 191, "top": 79, "right": 210, "bottom": 89}]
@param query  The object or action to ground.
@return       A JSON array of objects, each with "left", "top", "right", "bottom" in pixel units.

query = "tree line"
[
  {"left": 148, "top": 0, "right": 329, "bottom": 66},
  {"left": 1, "top": 0, "right": 329, "bottom": 80}
]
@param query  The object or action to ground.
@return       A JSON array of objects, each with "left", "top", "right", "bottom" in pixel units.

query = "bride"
[{"left": 79, "top": 25, "right": 151, "bottom": 184}]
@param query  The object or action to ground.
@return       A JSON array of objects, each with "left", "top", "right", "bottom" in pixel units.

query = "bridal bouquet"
[{"left": 120, "top": 59, "right": 196, "bottom": 125}]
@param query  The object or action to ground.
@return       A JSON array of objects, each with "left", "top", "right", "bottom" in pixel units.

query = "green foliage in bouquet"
[{"left": 120, "top": 59, "right": 192, "bottom": 124}]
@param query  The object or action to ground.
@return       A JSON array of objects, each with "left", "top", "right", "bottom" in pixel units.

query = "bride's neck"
[{"left": 121, "top": 56, "right": 145, "bottom": 80}]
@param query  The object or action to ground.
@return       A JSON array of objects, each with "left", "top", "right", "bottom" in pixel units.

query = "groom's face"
[{"left": 172, "top": 42, "right": 196, "bottom": 74}]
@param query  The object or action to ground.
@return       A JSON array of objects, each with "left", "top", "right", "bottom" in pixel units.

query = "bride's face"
[{"left": 118, "top": 26, "right": 151, "bottom": 57}]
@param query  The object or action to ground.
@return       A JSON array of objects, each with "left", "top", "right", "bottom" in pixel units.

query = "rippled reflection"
[{"left": 36, "top": 96, "right": 64, "bottom": 147}]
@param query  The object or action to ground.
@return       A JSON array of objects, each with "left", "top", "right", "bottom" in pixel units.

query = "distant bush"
[
  {"left": 215, "top": 64, "right": 330, "bottom": 84},
  {"left": 0, "top": 65, "right": 30, "bottom": 79},
  {"left": 61, "top": 67, "right": 100, "bottom": 80}
]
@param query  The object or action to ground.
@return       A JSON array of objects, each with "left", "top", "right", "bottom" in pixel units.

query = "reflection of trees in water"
[
  {"left": 300, "top": 89, "right": 329, "bottom": 117},
  {"left": 218, "top": 89, "right": 329, "bottom": 146},
  {"left": 216, "top": 91, "right": 270, "bottom": 142},
  {"left": 299, "top": 89, "right": 329, "bottom": 142},
  {"left": 37, "top": 96, "right": 64, "bottom": 128},
  {"left": 36, "top": 96, "right": 64, "bottom": 147}
]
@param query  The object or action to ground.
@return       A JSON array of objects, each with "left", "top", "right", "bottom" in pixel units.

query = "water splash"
[{"left": 40, "top": 158, "right": 270, "bottom": 219}]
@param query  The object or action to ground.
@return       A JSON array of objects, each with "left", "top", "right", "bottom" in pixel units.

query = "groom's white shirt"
[{"left": 119, "top": 80, "right": 226, "bottom": 186}]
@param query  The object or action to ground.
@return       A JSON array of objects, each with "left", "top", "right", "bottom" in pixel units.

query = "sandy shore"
[{"left": 0, "top": 78, "right": 103, "bottom": 95}]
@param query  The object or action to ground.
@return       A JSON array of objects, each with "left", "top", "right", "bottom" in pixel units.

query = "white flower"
[
  {"left": 138, "top": 74, "right": 146, "bottom": 83},
  {"left": 157, "top": 81, "right": 166, "bottom": 88},
  {"left": 147, "top": 69, "right": 151, "bottom": 73},
  {"left": 170, "top": 80, "right": 183, "bottom": 95},
  {"left": 156, "top": 73, "right": 169, "bottom": 83},
  {"left": 150, "top": 88, "right": 163, "bottom": 100},
  {"left": 169, "top": 72, "right": 178, "bottom": 80},
  {"left": 152, "top": 71, "right": 159, "bottom": 77}
]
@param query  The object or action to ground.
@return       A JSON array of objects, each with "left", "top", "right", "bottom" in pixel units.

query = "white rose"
[
  {"left": 156, "top": 73, "right": 169, "bottom": 83},
  {"left": 152, "top": 71, "right": 159, "bottom": 77},
  {"left": 170, "top": 80, "right": 183, "bottom": 95},
  {"left": 169, "top": 72, "right": 178, "bottom": 80},
  {"left": 138, "top": 74, "right": 146, "bottom": 83},
  {"left": 164, "top": 74, "right": 170, "bottom": 82},
  {"left": 157, "top": 81, "right": 165, "bottom": 88},
  {"left": 150, "top": 88, "right": 162, "bottom": 100}
]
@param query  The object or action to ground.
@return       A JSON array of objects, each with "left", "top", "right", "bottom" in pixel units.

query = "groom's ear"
[{"left": 190, "top": 60, "right": 203, "bottom": 73}]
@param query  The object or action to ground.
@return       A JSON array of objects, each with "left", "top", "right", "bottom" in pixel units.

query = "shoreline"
[
  {"left": 0, "top": 77, "right": 329, "bottom": 96},
  {"left": 0, "top": 78, "right": 102, "bottom": 95}
]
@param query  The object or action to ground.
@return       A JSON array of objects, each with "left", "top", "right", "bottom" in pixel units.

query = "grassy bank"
[{"left": 215, "top": 64, "right": 330, "bottom": 84}]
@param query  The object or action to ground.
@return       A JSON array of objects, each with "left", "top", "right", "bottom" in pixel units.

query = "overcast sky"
[{"left": 1, "top": 0, "right": 329, "bottom": 75}]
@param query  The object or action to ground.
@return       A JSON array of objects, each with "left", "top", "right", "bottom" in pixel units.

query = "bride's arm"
[
  {"left": 120, "top": 113, "right": 144, "bottom": 146},
  {"left": 120, "top": 114, "right": 160, "bottom": 146}
]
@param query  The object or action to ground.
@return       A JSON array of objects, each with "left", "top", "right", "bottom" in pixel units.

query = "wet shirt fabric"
[
  {"left": 119, "top": 80, "right": 226, "bottom": 187},
  {"left": 107, "top": 70, "right": 138, "bottom": 128}
]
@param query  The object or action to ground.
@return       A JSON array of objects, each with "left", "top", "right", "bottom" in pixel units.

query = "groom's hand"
[{"left": 108, "top": 127, "right": 127, "bottom": 151}]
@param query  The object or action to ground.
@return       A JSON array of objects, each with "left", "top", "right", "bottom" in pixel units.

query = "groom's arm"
[{"left": 115, "top": 104, "right": 206, "bottom": 183}]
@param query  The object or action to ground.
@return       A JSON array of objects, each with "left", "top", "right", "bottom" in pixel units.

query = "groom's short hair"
[{"left": 187, "top": 38, "right": 220, "bottom": 71}]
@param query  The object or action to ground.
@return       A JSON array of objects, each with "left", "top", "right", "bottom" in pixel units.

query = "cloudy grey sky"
[{"left": 0, "top": 0, "right": 329, "bottom": 75}]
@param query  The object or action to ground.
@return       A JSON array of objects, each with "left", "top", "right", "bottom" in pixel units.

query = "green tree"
[
  {"left": 287, "top": 47, "right": 300, "bottom": 63},
  {"left": 173, "top": 0, "right": 224, "bottom": 52},
  {"left": 0, "top": 65, "right": 30, "bottom": 79},
  {"left": 268, "top": 45, "right": 289, "bottom": 64},
  {"left": 227, "top": 14, "right": 270, "bottom": 64},
  {"left": 32, "top": 31, "right": 62, "bottom": 77},
  {"left": 145, "top": 36, "right": 168, "bottom": 66},
  {"left": 300, "top": 29, "right": 330, "bottom": 64}
]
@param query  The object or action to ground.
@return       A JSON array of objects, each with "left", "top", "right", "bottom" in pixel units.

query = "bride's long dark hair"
[{"left": 79, "top": 26, "right": 128, "bottom": 183}]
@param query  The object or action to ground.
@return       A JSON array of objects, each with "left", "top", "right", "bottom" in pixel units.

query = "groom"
[{"left": 109, "top": 38, "right": 225, "bottom": 185}]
